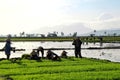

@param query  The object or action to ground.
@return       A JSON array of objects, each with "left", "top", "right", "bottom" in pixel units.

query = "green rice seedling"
[
  {"left": 0, "top": 58, "right": 120, "bottom": 80},
  {"left": 0, "top": 36, "right": 120, "bottom": 42}
]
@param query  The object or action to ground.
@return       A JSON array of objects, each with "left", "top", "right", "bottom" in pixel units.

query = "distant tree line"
[
  {"left": 2, "top": 31, "right": 78, "bottom": 38},
  {"left": 0, "top": 30, "right": 120, "bottom": 38},
  {"left": 90, "top": 30, "right": 120, "bottom": 37}
]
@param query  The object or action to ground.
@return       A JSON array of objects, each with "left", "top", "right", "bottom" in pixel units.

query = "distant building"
[{"left": 47, "top": 33, "right": 57, "bottom": 37}]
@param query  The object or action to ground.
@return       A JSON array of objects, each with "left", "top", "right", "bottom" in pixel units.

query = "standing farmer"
[
  {"left": 72, "top": 37, "right": 82, "bottom": 58},
  {"left": 4, "top": 39, "right": 12, "bottom": 60}
]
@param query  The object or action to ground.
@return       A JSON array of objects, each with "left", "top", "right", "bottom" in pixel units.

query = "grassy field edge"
[{"left": 0, "top": 57, "right": 120, "bottom": 80}]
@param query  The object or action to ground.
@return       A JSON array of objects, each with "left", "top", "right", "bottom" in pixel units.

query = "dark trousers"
[
  {"left": 31, "top": 55, "right": 39, "bottom": 60},
  {"left": 6, "top": 54, "right": 10, "bottom": 60},
  {"left": 75, "top": 47, "right": 82, "bottom": 58},
  {"left": 41, "top": 50, "right": 44, "bottom": 58}
]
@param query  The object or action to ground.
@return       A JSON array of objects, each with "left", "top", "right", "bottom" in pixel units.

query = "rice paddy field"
[
  {"left": 0, "top": 57, "right": 120, "bottom": 80},
  {"left": 0, "top": 36, "right": 120, "bottom": 42},
  {"left": 0, "top": 36, "right": 120, "bottom": 80}
]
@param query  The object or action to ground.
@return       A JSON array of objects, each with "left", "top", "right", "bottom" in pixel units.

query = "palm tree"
[
  {"left": 104, "top": 31, "right": 107, "bottom": 36},
  {"left": 61, "top": 32, "right": 64, "bottom": 37},
  {"left": 73, "top": 32, "right": 77, "bottom": 37},
  {"left": 113, "top": 33, "right": 117, "bottom": 37},
  {"left": 93, "top": 30, "right": 96, "bottom": 36},
  {"left": 20, "top": 31, "right": 25, "bottom": 37},
  {"left": 94, "top": 30, "right": 96, "bottom": 33}
]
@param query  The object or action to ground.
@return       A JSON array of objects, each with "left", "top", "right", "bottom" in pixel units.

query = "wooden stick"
[
  {"left": 0, "top": 49, "right": 25, "bottom": 51},
  {"left": 33, "top": 46, "right": 120, "bottom": 50}
]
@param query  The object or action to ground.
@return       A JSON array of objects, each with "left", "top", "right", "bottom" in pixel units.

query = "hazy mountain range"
[
  {"left": 82, "top": 28, "right": 120, "bottom": 36},
  {"left": 32, "top": 23, "right": 120, "bottom": 36},
  {"left": 32, "top": 23, "right": 93, "bottom": 36}
]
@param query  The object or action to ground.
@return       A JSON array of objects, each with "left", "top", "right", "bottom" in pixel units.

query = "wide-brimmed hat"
[
  {"left": 62, "top": 50, "right": 67, "bottom": 53},
  {"left": 6, "top": 38, "right": 11, "bottom": 43}
]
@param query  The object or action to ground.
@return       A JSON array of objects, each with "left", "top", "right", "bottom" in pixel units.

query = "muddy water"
[{"left": 0, "top": 41, "right": 120, "bottom": 62}]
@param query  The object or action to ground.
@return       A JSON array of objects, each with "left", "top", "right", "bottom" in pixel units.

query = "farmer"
[
  {"left": 61, "top": 50, "right": 68, "bottom": 58},
  {"left": 46, "top": 50, "right": 61, "bottom": 61},
  {"left": 99, "top": 36, "right": 103, "bottom": 46},
  {"left": 30, "top": 49, "right": 40, "bottom": 60},
  {"left": 37, "top": 46, "right": 44, "bottom": 58},
  {"left": 4, "top": 38, "right": 12, "bottom": 60},
  {"left": 72, "top": 37, "right": 82, "bottom": 58}
]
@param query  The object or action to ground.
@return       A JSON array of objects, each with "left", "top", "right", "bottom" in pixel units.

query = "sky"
[{"left": 0, "top": 0, "right": 120, "bottom": 35}]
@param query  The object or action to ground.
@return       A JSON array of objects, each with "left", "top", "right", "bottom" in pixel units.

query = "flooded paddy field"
[{"left": 0, "top": 41, "right": 120, "bottom": 62}]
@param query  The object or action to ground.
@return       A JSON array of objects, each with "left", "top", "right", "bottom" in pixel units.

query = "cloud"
[
  {"left": 99, "top": 18, "right": 120, "bottom": 29},
  {"left": 85, "top": 12, "right": 120, "bottom": 30},
  {"left": 91, "top": 18, "right": 120, "bottom": 30},
  {"left": 0, "top": 0, "right": 72, "bottom": 34},
  {"left": 82, "top": 0, "right": 100, "bottom": 2},
  {"left": 98, "top": 13, "right": 114, "bottom": 21},
  {"left": 0, "top": 0, "right": 120, "bottom": 35}
]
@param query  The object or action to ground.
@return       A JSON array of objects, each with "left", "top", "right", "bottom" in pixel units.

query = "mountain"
[
  {"left": 32, "top": 23, "right": 93, "bottom": 36},
  {"left": 83, "top": 28, "right": 120, "bottom": 36}
]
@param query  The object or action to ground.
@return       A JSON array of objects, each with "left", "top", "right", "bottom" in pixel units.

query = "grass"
[
  {"left": 0, "top": 36, "right": 120, "bottom": 80},
  {"left": 0, "top": 36, "right": 120, "bottom": 42},
  {"left": 0, "top": 57, "right": 120, "bottom": 80}
]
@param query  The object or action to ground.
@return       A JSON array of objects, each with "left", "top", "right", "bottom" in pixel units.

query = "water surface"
[{"left": 0, "top": 41, "right": 120, "bottom": 62}]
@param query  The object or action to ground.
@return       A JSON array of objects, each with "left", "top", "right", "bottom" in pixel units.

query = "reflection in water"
[
  {"left": 93, "top": 42, "right": 96, "bottom": 45},
  {"left": 100, "top": 42, "right": 103, "bottom": 47},
  {"left": 86, "top": 42, "right": 88, "bottom": 45},
  {"left": 0, "top": 41, "right": 120, "bottom": 62}
]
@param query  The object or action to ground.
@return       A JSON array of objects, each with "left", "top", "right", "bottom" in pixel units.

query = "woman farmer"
[{"left": 4, "top": 39, "right": 12, "bottom": 59}]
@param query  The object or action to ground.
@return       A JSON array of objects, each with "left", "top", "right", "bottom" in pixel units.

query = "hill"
[
  {"left": 31, "top": 23, "right": 93, "bottom": 36},
  {"left": 82, "top": 28, "right": 120, "bottom": 36}
]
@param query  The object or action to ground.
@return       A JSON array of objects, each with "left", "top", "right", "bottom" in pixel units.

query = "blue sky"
[{"left": 0, "top": 0, "right": 120, "bottom": 35}]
